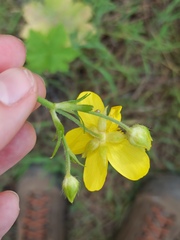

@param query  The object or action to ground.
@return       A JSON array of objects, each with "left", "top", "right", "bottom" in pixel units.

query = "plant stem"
[
  {"left": 37, "top": 96, "right": 55, "bottom": 110},
  {"left": 88, "top": 111, "right": 130, "bottom": 132},
  {"left": 37, "top": 96, "right": 130, "bottom": 132},
  {"left": 62, "top": 135, "right": 71, "bottom": 175}
]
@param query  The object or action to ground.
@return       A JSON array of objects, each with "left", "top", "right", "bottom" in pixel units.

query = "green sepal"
[
  {"left": 69, "top": 150, "right": 84, "bottom": 167},
  {"left": 55, "top": 92, "right": 92, "bottom": 114},
  {"left": 50, "top": 110, "right": 64, "bottom": 158},
  {"left": 56, "top": 109, "right": 99, "bottom": 138},
  {"left": 55, "top": 101, "right": 93, "bottom": 114},
  {"left": 69, "top": 93, "right": 91, "bottom": 103}
]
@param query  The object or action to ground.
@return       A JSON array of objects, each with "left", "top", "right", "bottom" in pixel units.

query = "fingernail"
[
  {"left": 6, "top": 190, "right": 19, "bottom": 202},
  {"left": 0, "top": 68, "right": 35, "bottom": 106}
]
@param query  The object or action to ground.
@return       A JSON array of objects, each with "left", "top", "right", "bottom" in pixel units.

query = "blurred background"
[{"left": 0, "top": 0, "right": 180, "bottom": 239}]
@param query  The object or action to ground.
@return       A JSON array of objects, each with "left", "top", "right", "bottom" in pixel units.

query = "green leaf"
[{"left": 26, "top": 24, "right": 80, "bottom": 74}]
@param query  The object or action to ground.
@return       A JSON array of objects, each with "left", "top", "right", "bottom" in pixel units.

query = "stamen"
[{"left": 95, "top": 109, "right": 101, "bottom": 113}]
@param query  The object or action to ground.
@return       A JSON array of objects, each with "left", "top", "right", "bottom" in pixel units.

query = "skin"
[{"left": 0, "top": 35, "right": 46, "bottom": 239}]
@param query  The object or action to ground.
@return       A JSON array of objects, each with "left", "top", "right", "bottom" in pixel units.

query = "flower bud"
[
  {"left": 126, "top": 124, "right": 152, "bottom": 150},
  {"left": 62, "top": 174, "right": 80, "bottom": 203}
]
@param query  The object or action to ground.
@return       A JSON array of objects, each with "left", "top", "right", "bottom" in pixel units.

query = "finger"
[
  {"left": 0, "top": 35, "right": 26, "bottom": 72},
  {"left": 0, "top": 191, "right": 19, "bottom": 239},
  {"left": 0, "top": 122, "right": 36, "bottom": 175},
  {"left": 33, "top": 73, "right": 46, "bottom": 110},
  {"left": 0, "top": 68, "right": 46, "bottom": 150}
]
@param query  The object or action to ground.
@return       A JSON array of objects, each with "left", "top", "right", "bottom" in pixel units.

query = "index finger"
[{"left": 0, "top": 35, "right": 26, "bottom": 72}]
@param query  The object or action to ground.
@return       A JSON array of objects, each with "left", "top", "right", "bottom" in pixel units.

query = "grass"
[{"left": 1, "top": 0, "right": 180, "bottom": 239}]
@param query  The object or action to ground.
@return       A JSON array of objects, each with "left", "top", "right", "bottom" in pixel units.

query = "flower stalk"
[
  {"left": 37, "top": 96, "right": 55, "bottom": 110},
  {"left": 37, "top": 96, "right": 131, "bottom": 133},
  {"left": 88, "top": 110, "right": 130, "bottom": 132}
]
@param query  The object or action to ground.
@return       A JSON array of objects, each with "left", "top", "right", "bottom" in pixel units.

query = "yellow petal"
[
  {"left": 65, "top": 128, "right": 92, "bottom": 154},
  {"left": 107, "top": 140, "right": 150, "bottom": 180},
  {"left": 107, "top": 106, "right": 122, "bottom": 132},
  {"left": 77, "top": 91, "right": 105, "bottom": 128},
  {"left": 83, "top": 148, "right": 108, "bottom": 191}
]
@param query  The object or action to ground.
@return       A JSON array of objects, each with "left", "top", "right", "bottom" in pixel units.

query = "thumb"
[{"left": 0, "top": 68, "right": 38, "bottom": 150}]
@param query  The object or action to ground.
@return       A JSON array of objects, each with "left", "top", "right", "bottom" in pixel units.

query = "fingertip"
[
  {"left": 0, "top": 122, "right": 36, "bottom": 175},
  {"left": 0, "top": 67, "right": 39, "bottom": 149},
  {"left": 0, "top": 35, "right": 26, "bottom": 72},
  {"left": 35, "top": 74, "right": 46, "bottom": 98},
  {"left": 33, "top": 73, "right": 46, "bottom": 110},
  {"left": 0, "top": 191, "right": 20, "bottom": 239}
]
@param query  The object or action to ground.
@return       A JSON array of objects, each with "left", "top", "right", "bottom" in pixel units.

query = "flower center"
[{"left": 99, "top": 131, "right": 106, "bottom": 144}]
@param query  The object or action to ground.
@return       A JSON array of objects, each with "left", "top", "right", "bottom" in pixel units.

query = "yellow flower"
[{"left": 66, "top": 91, "right": 150, "bottom": 191}]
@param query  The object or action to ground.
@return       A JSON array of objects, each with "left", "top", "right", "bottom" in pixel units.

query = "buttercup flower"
[{"left": 66, "top": 91, "right": 150, "bottom": 191}]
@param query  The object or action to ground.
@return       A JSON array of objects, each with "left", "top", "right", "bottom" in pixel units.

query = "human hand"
[{"left": 0, "top": 35, "right": 46, "bottom": 239}]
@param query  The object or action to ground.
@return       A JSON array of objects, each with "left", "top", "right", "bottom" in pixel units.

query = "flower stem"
[
  {"left": 37, "top": 96, "right": 55, "bottom": 110},
  {"left": 62, "top": 135, "right": 71, "bottom": 175},
  {"left": 37, "top": 96, "right": 130, "bottom": 133},
  {"left": 88, "top": 111, "right": 130, "bottom": 132}
]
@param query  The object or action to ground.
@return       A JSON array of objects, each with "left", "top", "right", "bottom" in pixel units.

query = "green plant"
[
  {"left": 26, "top": 25, "right": 79, "bottom": 74},
  {"left": 20, "top": 0, "right": 96, "bottom": 74}
]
